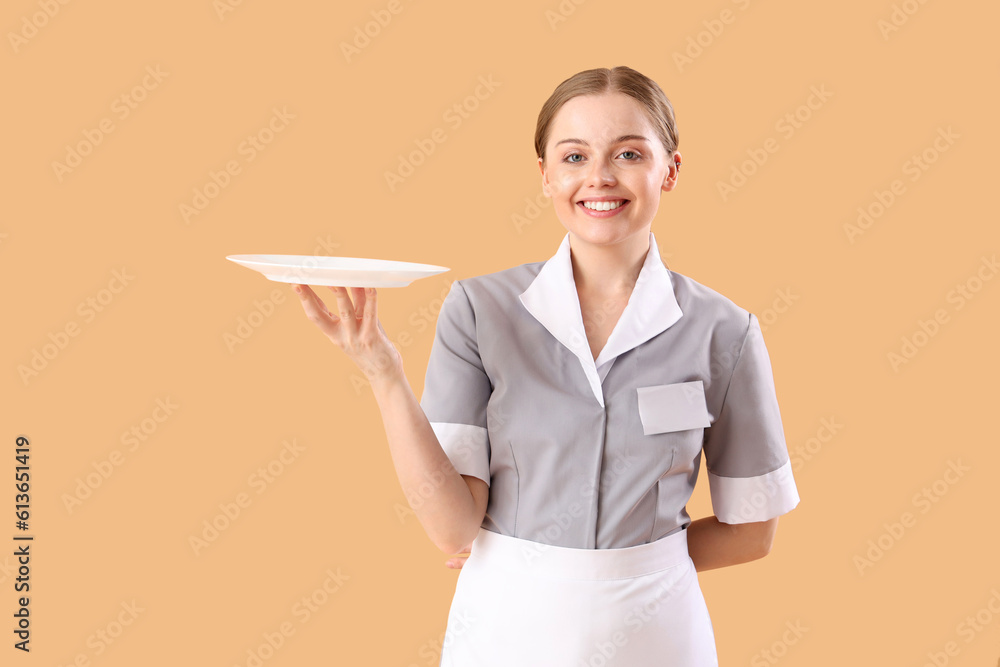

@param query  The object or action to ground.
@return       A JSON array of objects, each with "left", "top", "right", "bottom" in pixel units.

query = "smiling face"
[{"left": 538, "top": 92, "right": 679, "bottom": 248}]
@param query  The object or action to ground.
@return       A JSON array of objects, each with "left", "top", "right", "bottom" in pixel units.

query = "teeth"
[{"left": 582, "top": 200, "right": 625, "bottom": 211}]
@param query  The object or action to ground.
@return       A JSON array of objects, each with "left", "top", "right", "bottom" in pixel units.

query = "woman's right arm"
[
  {"left": 290, "top": 283, "right": 487, "bottom": 555},
  {"left": 370, "top": 373, "right": 489, "bottom": 555}
]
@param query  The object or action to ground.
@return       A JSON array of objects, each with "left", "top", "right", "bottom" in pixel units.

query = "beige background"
[{"left": 3, "top": 0, "right": 998, "bottom": 664}]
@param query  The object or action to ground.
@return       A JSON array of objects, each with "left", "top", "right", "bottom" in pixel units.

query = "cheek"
[
  {"left": 548, "top": 170, "right": 581, "bottom": 198},
  {"left": 634, "top": 173, "right": 665, "bottom": 201}
]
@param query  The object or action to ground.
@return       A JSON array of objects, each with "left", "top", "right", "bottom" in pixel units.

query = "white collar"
[{"left": 519, "top": 231, "right": 683, "bottom": 407}]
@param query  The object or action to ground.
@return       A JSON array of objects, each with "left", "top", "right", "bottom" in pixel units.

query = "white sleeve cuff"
[
  {"left": 709, "top": 459, "right": 800, "bottom": 524},
  {"left": 429, "top": 422, "right": 491, "bottom": 487}
]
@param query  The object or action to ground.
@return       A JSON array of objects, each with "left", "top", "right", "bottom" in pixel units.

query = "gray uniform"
[{"left": 420, "top": 231, "right": 800, "bottom": 549}]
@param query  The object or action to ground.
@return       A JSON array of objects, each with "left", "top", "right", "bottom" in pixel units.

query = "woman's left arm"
[{"left": 686, "top": 516, "right": 778, "bottom": 572}]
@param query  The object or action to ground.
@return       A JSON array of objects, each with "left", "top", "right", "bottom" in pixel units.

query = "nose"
[{"left": 584, "top": 156, "right": 617, "bottom": 187}]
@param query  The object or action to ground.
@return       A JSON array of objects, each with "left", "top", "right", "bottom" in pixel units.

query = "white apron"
[{"left": 439, "top": 526, "right": 719, "bottom": 666}]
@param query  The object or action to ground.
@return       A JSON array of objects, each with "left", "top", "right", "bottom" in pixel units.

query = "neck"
[{"left": 568, "top": 231, "right": 651, "bottom": 297}]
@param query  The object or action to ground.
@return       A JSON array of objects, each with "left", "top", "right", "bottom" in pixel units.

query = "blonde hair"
[{"left": 534, "top": 66, "right": 679, "bottom": 164}]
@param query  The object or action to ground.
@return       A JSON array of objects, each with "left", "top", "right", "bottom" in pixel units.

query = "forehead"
[{"left": 548, "top": 92, "right": 657, "bottom": 145}]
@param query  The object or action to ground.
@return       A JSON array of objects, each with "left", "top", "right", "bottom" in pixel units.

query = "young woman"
[{"left": 291, "top": 66, "right": 800, "bottom": 666}]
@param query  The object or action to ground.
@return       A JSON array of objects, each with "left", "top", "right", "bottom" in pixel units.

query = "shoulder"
[
  {"left": 450, "top": 260, "right": 545, "bottom": 308},
  {"left": 668, "top": 268, "right": 754, "bottom": 348}
]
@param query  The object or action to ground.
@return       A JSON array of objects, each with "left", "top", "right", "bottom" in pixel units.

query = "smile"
[{"left": 577, "top": 199, "right": 630, "bottom": 216}]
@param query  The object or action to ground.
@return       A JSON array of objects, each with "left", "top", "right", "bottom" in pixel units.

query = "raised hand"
[{"left": 290, "top": 284, "right": 403, "bottom": 384}]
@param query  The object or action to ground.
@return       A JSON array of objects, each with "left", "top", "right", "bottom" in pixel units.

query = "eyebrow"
[{"left": 554, "top": 135, "right": 651, "bottom": 147}]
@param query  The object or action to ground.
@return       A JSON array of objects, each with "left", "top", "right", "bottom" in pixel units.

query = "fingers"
[
  {"left": 445, "top": 542, "right": 472, "bottom": 568},
  {"left": 292, "top": 284, "right": 340, "bottom": 338},
  {"left": 327, "top": 286, "right": 381, "bottom": 340},
  {"left": 359, "top": 287, "right": 379, "bottom": 337},
  {"left": 325, "top": 286, "right": 358, "bottom": 328},
  {"left": 445, "top": 555, "right": 469, "bottom": 569},
  {"left": 292, "top": 283, "right": 388, "bottom": 355},
  {"left": 350, "top": 286, "right": 367, "bottom": 317}
]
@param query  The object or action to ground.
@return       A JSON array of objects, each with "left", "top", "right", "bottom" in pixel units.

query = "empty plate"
[{"left": 227, "top": 254, "right": 450, "bottom": 288}]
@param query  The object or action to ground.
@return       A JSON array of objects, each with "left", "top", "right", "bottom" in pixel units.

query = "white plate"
[{"left": 226, "top": 254, "right": 450, "bottom": 288}]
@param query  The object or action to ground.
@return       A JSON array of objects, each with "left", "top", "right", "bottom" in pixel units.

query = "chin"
[{"left": 567, "top": 225, "right": 642, "bottom": 246}]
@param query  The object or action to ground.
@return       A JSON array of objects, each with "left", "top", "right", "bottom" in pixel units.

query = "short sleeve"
[
  {"left": 703, "top": 313, "right": 800, "bottom": 524},
  {"left": 419, "top": 281, "right": 492, "bottom": 487}
]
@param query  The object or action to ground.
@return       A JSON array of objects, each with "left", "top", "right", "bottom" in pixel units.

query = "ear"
[
  {"left": 661, "top": 151, "right": 681, "bottom": 193},
  {"left": 538, "top": 157, "right": 552, "bottom": 197}
]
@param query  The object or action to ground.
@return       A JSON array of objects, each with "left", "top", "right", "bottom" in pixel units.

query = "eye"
[
  {"left": 619, "top": 150, "right": 641, "bottom": 160},
  {"left": 564, "top": 153, "right": 584, "bottom": 163}
]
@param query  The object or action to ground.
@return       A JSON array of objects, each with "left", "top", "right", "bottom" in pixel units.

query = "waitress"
[{"left": 291, "top": 65, "right": 800, "bottom": 666}]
